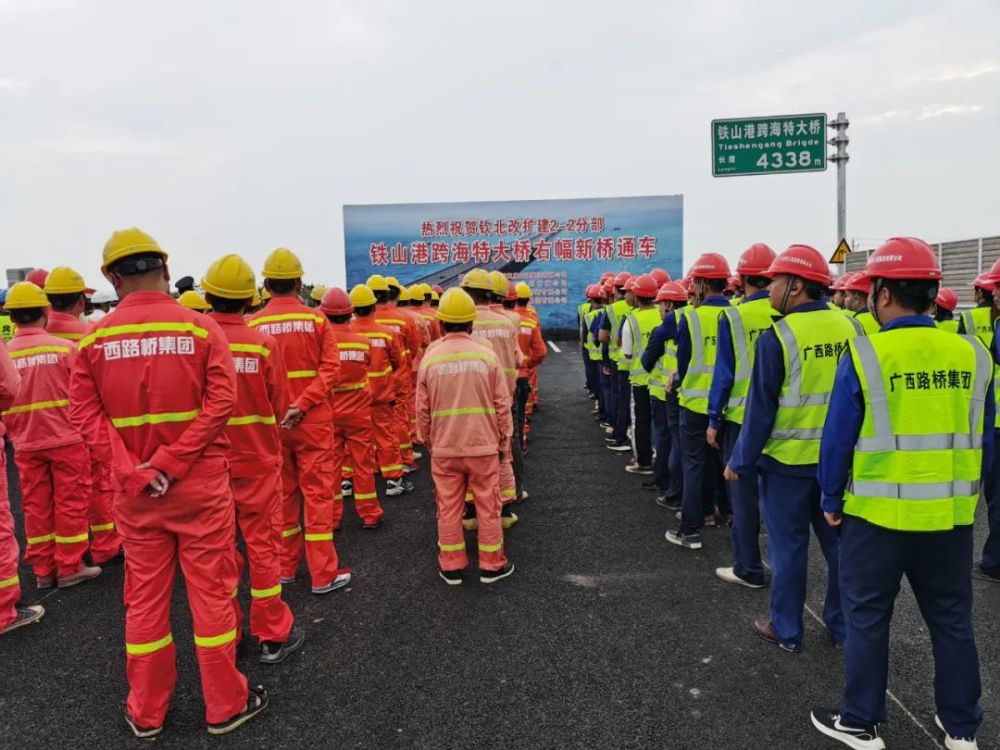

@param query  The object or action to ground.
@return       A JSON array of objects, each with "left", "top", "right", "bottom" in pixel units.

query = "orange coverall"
[
  {"left": 47, "top": 310, "right": 119, "bottom": 563},
  {"left": 412, "top": 303, "right": 442, "bottom": 342},
  {"left": 5, "top": 327, "right": 91, "bottom": 580},
  {"left": 212, "top": 312, "right": 295, "bottom": 645},
  {"left": 350, "top": 316, "right": 403, "bottom": 481},
  {"left": 416, "top": 333, "right": 512, "bottom": 572},
  {"left": 70, "top": 291, "right": 248, "bottom": 727},
  {"left": 249, "top": 296, "right": 344, "bottom": 587},
  {"left": 374, "top": 304, "right": 420, "bottom": 466},
  {"left": 520, "top": 304, "right": 541, "bottom": 407},
  {"left": 327, "top": 322, "right": 384, "bottom": 527},
  {"left": 516, "top": 307, "right": 547, "bottom": 435},
  {"left": 0, "top": 341, "right": 21, "bottom": 630}
]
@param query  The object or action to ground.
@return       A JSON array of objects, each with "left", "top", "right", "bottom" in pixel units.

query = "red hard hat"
[
  {"left": 865, "top": 237, "right": 942, "bottom": 281},
  {"left": 935, "top": 287, "right": 958, "bottom": 312},
  {"left": 599, "top": 271, "right": 615, "bottom": 283},
  {"left": 623, "top": 277, "right": 637, "bottom": 291},
  {"left": 26, "top": 268, "right": 49, "bottom": 287},
  {"left": 727, "top": 275, "right": 740, "bottom": 291},
  {"left": 656, "top": 281, "right": 688, "bottom": 303},
  {"left": 988, "top": 257, "right": 1000, "bottom": 282},
  {"left": 832, "top": 273, "right": 851, "bottom": 291},
  {"left": 319, "top": 286, "right": 353, "bottom": 316},
  {"left": 614, "top": 271, "right": 632, "bottom": 287},
  {"left": 737, "top": 243, "right": 776, "bottom": 276},
  {"left": 648, "top": 268, "right": 670, "bottom": 286},
  {"left": 843, "top": 272, "right": 871, "bottom": 294},
  {"left": 631, "top": 274, "right": 659, "bottom": 299},
  {"left": 973, "top": 273, "right": 994, "bottom": 291},
  {"left": 432, "top": 284, "right": 443, "bottom": 295},
  {"left": 765, "top": 244, "right": 831, "bottom": 285},
  {"left": 584, "top": 284, "right": 601, "bottom": 300},
  {"left": 506, "top": 281, "right": 518, "bottom": 302},
  {"left": 688, "top": 252, "right": 731, "bottom": 280}
]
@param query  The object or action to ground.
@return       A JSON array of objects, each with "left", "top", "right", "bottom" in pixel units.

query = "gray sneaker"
[
  {"left": 665, "top": 528, "right": 702, "bottom": 550},
  {"left": 0, "top": 604, "right": 45, "bottom": 636}
]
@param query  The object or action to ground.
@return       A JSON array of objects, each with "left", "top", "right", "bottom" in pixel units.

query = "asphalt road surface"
[{"left": 1, "top": 348, "right": 998, "bottom": 749}]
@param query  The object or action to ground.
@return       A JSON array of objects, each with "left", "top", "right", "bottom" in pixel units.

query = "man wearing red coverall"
[
  {"left": 203, "top": 254, "right": 302, "bottom": 666},
  {"left": 70, "top": 229, "right": 266, "bottom": 738},
  {"left": 250, "top": 248, "right": 349, "bottom": 594},
  {"left": 513, "top": 283, "right": 547, "bottom": 496}
]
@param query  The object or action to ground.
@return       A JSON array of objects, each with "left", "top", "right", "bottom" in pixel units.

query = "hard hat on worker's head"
[
  {"left": 25, "top": 268, "right": 49, "bottom": 287},
  {"left": 613, "top": 271, "right": 632, "bottom": 288},
  {"left": 688, "top": 252, "right": 732, "bottom": 280},
  {"left": 310, "top": 284, "right": 328, "bottom": 302},
  {"left": 261, "top": 288, "right": 272, "bottom": 301},
  {"left": 262, "top": 247, "right": 303, "bottom": 280},
  {"left": 43, "top": 266, "right": 92, "bottom": 296},
  {"left": 461, "top": 268, "right": 493, "bottom": 291},
  {"left": 765, "top": 244, "right": 831, "bottom": 285},
  {"left": 4, "top": 281, "right": 50, "bottom": 310},
  {"left": 349, "top": 284, "right": 377, "bottom": 308},
  {"left": 656, "top": 281, "right": 688, "bottom": 303},
  {"left": 737, "top": 243, "right": 776, "bottom": 277},
  {"left": 648, "top": 268, "right": 670, "bottom": 286},
  {"left": 489, "top": 270, "right": 508, "bottom": 297},
  {"left": 398, "top": 285, "right": 410, "bottom": 303},
  {"left": 90, "top": 289, "right": 117, "bottom": 304},
  {"left": 727, "top": 276, "right": 740, "bottom": 292},
  {"left": 366, "top": 274, "right": 390, "bottom": 292},
  {"left": 602, "top": 280, "right": 615, "bottom": 295},
  {"left": 385, "top": 276, "right": 402, "bottom": 291},
  {"left": 320, "top": 287, "right": 353, "bottom": 316},
  {"left": 0, "top": 288, "right": 7, "bottom": 305},
  {"left": 432, "top": 284, "right": 443, "bottom": 295},
  {"left": 843, "top": 272, "right": 871, "bottom": 295},
  {"left": 586, "top": 284, "right": 604, "bottom": 301},
  {"left": 409, "top": 284, "right": 426, "bottom": 302},
  {"left": 987, "top": 257, "right": 1000, "bottom": 284},
  {"left": 865, "top": 237, "right": 942, "bottom": 281},
  {"left": 973, "top": 273, "right": 994, "bottom": 292},
  {"left": 506, "top": 281, "right": 518, "bottom": 302},
  {"left": 599, "top": 271, "right": 615, "bottom": 284},
  {"left": 623, "top": 277, "right": 637, "bottom": 291},
  {"left": 420, "top": 282, "right": 433, "bottom": 296},
  {"left": 437, "top": 288, "right": 477, "bottom": 324},
  {"left": 631, "top": 274, "right": 659, "bottom": 300},
  {"left": 252, "top": 292, "right": 262, "bottom": 308},
  {"left": 102, "top": 228, "right": 168, "bottom": 272},
  {"left": 935, "top": 287, "right": 958, "bottom": 312},
  {"left": 202, "top": 254, "right": 257, "bottom": 300},
  {"left": 831, "top": 273, "right": 849, "bottom": 291},
  {"left": 430, "top": 289, "right": 440, "bottom": 302},
  {"left": 515, "top": 282, "right": 532, "bottom": 300},
  {"left": 178, "top": 290, "right": 210, "bottom": 312}
]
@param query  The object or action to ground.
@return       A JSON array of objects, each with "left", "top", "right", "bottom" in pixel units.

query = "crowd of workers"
[
  {"left": 579, "top": 238, "right": 997, "bottom": 750},
  {"left": 0, "top": 228, "right": 546, "bottom": 738}
]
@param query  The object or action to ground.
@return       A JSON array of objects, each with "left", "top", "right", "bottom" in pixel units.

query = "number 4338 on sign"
[{"left": 711, "top": 113, "right": 827, "bottom": 177}]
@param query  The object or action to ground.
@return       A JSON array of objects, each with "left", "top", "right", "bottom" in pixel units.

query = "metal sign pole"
[{"left": 828, "top": 112, "right": 849, "bottom": 260}]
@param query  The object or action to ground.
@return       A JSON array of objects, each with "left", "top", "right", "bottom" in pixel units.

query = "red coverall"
[
  {"left": 249, "top": 296, "right": 344, "bottom": 587},
  {"left": 48, "top": 310, "right": 120, "bottom": 563},
  {"left": 0, "top": 342, "right": 22, "bottom": 630},
  {"left": 351, "top": 316, "right": 403, "bottom": 481},
  {"left": 522, "top": 305, "right": 541, "bottom": 407},
  {"left": 212, "top": 312, "right": 295, "bottom": 644},
  {"left": 327, "top": 322, "right": 384, "bottom": 527},
  {"left": 374, "top": 304, "right": 420, "bottom": 467},
  {"left": 416, "top": 333, "right": 512, "bottom": 571},
  {"left": 516, "top": 307, "right": 547, "bottom": 436},
  {"left": 5, "top": 328, "right": 91, "bottom": 580},
  {"left": 70, "top": 291, "right": 248, "bottom": 727}
]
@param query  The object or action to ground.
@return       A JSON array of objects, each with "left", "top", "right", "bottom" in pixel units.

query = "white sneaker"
[
  {"left": 604, "top": 426, "right": 614, "bottom": 436},
  {"left": 386, "top": 479, "right": 405, "bottom": 496},
  {"left": 936, "top": 715, "right": 978, "bottom": 750},
  {"left": 340, "top": 480, "right": 353, "bottom": 497},
  {"left": 412, "top": 450, "right": 424, "bottom": 460},
  {"left": 715, "top": 566, "right": 765, "bottom": 589}
]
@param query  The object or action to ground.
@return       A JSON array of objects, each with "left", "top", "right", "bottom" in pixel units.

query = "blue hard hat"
[{"left": 0, "top": 288, "right": 7, "bottom": 304}]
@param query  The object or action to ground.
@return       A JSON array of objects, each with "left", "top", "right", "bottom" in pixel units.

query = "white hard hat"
[{"left": 90, "top": 289, "right": 117, "bottom": 304}]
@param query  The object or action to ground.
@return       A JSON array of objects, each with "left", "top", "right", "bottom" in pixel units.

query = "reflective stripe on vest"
[
  {"left": 626, "top": 307, "right": 662, "bottom": 387},
  {"left": 677, "top": 305, "right": 721, "bottom": 415},
  {"left": 843, "top": 329, "right": 990, "bottom": 530},
  {"left": 854, "top": 310, "right": 881, "bottom": 336},
  {"left": 583, "top": 308, "right": 602, "bottom": 361},
  {"left": 722, "top": 297, "right": 776, "bottom": 424},
  {"left": 960, "top": 307, "right": 994, "bottom": 348},
  {"left": 936, "top": 319, "right": 959, "bottom": 334},
  {"left": 607, "top": 299, "right": 631, "bottom": 363}
]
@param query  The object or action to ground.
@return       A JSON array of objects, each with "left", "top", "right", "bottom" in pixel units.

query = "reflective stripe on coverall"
[
  {"left": 352, "top": 316, "right": 405, "bottom": 480},
  {"left": 0, "top": 341, "right": 21, "bottom": 630}
]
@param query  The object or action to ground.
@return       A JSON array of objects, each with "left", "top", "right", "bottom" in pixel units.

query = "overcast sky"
[{"left": 2, "top": 0, "right": 998, "bottom": 290}]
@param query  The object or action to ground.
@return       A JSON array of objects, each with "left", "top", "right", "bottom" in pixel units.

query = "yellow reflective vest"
[
  {"left": 936, "top": 319, "right": 959, "bottom": 334},
  {"left": 720, "top": 295, "right": 778, "bottom": 425},
  {"left": 960, "top": 306, "right": 994, "bottom": 348},
  {"left": 583, "top": 307, "right": 602, "bottom": 361},
  {"left": 854, "top": 310, "right": 880, "bottom": 336},
  {"left": 648, "top": 308, "right": 683, "bottom": 401},
  {"left": 626, "top": 306, "right": 663, "bottom": 387},
  {"left": 678, "top": 303, "right": 723, "bottom": 415},
  {"left": 0, "top": 314, "right": 13, "bottom": 342}
]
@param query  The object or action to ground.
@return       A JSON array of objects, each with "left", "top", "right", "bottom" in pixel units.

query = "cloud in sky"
[{"left": 1, "top": 0, "right": 998, "bottom": 288}]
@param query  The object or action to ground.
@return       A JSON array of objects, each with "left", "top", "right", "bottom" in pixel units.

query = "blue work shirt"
[
  {"left": 641, "top": 311, "right": 679, "bottom": 373},
  {"left": 819, "top": 315, "right": 996, "bottom": 513},
  {"left": 708, "top": 290, "right": 770, "bottom": 429},
  {"left": 591, "top": 310, "right": 610, "bottom": 361},
  {"left": 727, "top": 300, "right": 831, "bottom": 478},
  {"left": 673, "top": 295, "right": 730, "bottom": 389}
]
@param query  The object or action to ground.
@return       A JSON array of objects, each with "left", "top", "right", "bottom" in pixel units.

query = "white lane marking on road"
[{"left": 547, "top": 340, "right": 561, "bottom": 353}]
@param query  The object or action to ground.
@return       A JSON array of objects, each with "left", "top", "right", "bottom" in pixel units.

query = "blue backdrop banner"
[{"left": 343, "top": 194, "right": 683, "bottom": 333}]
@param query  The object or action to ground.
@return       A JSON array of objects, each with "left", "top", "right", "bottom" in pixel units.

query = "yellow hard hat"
[
  {"left": 262, "top": 247, "right": 304, "bottom": 280},
  {"left": 408, "top": 284, "right": 426, "bottom": 302},
  {"left": 366, "top": 274, "right": 390, "bottom": 292},
  {"left": 437, "top": 288, "right": 477, "bottom": 324},
  {"left": 430, "top": 289, "right": 440, "bottom": 302},
  {"left": 261, "top": 288, "right": 272, "bottom": 301},
  {"left": 310, "top": 284, "right": 328, "bottom": 302},
  {"left": 349, "top": 284, "right": 377, "bottom": 308},
  {"left": 398, "top": 285, "right": 410, "bottom": 302},
  {"left": 178, "top": 290, "right": 210, "bottom": 311},
  {"left": 385, "top": 276, "right": 402, "bottom": 291},
  {"left": 420, "top": 283, "right": 433, "bottom": 296},
  {"left": 202, "top": 254, "right": 256, "bottom": 300},
  {"left": 252, "top": 292, "right": 262, "bottom": 307},
  {"left": 489, "top": 270, "right": 508, "bottom": 296},
  {"left": 461, "top": 268, "right": 492, "bottom": 291},
  {"left": 4, "top": 281, "right": 51, "bottom": 310},
  {"left": 515, "top": 282, "right": 532, "bottom": 300},
  {"left": 102, "top": 227, "right": 168, "bottom": 272},
  {"left": 43, "top": 266, "right": 90, "bottom": 295}
]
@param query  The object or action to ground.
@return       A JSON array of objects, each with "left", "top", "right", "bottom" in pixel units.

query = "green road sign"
[{"left": 712, "top": 113, "right": 827, "bottom": 177}]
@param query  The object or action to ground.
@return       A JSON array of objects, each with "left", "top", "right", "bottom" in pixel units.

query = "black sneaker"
[
  {"left": 258, "top": 627, "right": 304, "bottom": 665},
  {"left": 0, "top": 604, "right": 45, "bottom": 636},
  {"left": 125, "top": 712, "right": 163, "bottom": 741},
  {"left": 480, "top": 563, "right": 515, "bottom": 584},
  {"left": 362, "top": 517, "right": 384, "bottom": 530},
  {"left": 439, "top": 569, "right": 463, "bottom": 586},
  {"left": 656, "top": 495, "right": 682, "bottom": 511},
  {"left": 810, "top": 707, "right": 885, "bottom": 749},
  {"left": 207, "top": 685, "right": 269, "bottom": 735},
  {"left": 664, "top": 528, "right": 702, "bottom": 550}
]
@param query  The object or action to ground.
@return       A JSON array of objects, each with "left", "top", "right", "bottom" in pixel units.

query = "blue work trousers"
[
  {"left": 722, "top": 421, "right": 763, "bottom": 585},
  {"left": 612, "top": 367, "right": 631, "bottom": 443},
  {"left": 601, "top": 362, "right": 615, "bottom": 427},
  {"left": 664, "top": 392, "right": 683, "bottom": 499},
  {"left": 651, "top": 396, "right": 670, "bottom": 491},
  {"left": 979, "top": 434, "right": 1000, "bottom": 576},
  {"left": 678, "top": 408, "right": 724, "bottom": 533}
]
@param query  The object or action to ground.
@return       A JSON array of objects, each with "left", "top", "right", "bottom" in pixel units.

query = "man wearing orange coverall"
[
  {"left": 384, "top": 276, "right": 427, "bottom": 470},
  {"left": 416, "top": 288, "right": 514, "bottom": 586},
  {"left": 410, "top": 284, "right": 441, "bottom": 342},
  {"left": 319, "top": 286, "right": 385, "bottom": 529},
  {"left": 70, "top": 228, "right": 266, "bottom": 738},
  {"left": 44, "top": 266, "right": 121, "bottom": 565},
  {"left": 202, "top": 254, "right": 302, "bottom": 666},
  {"left": 1, "top": 338, "right": 46, "bottom": 635},
  {"left": 516, "top": 282, "right": 542, "bottom": 412},
  {"left": 513, "top": 281, "right": 547, "bottom": 494},
  {"left": 250, "top": 248, "right": 349, "bottom": 594},
  {"left": 3, "top": 282, "right": 99, "bottom": 589},
  {"left": 349, "top": 284, "right": 407, "bottom": 497}
]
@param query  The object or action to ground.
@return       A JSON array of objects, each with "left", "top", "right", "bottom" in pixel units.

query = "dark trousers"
[
  {"left": 512, "top": 377, "right": 530, "bottom": 497},
  {"left": 759, "top": 469, "right": 843, "bottom": 648},
  {"left": 664, "top": 393, "right": 683, "bottom": 499},
  {"left": 678, "top": 408, "right": 724, "bottom": 533},
  {"left": 612, "top": 368, "right": 631, "bottom": 443},
  {"left": 721, "top": 421, "right": 763, "bottom": 585},
  {"left": 631, "top": 385, "right": 652, "bottom": 466},
  {"left": 839, "top": 516, "right": 981, "bottom": 737},
  {"left": 584, "top": 356, "right": 600, "bottom": 400},
  {"left": 980, "top": 434, "right": 1000, "bottom": 575},
  {"left": 599, "top": 363, "right": 613, "bottom": 425},
  {"left": 651, "top": 396, "right": 670, "bottom": 491}
]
